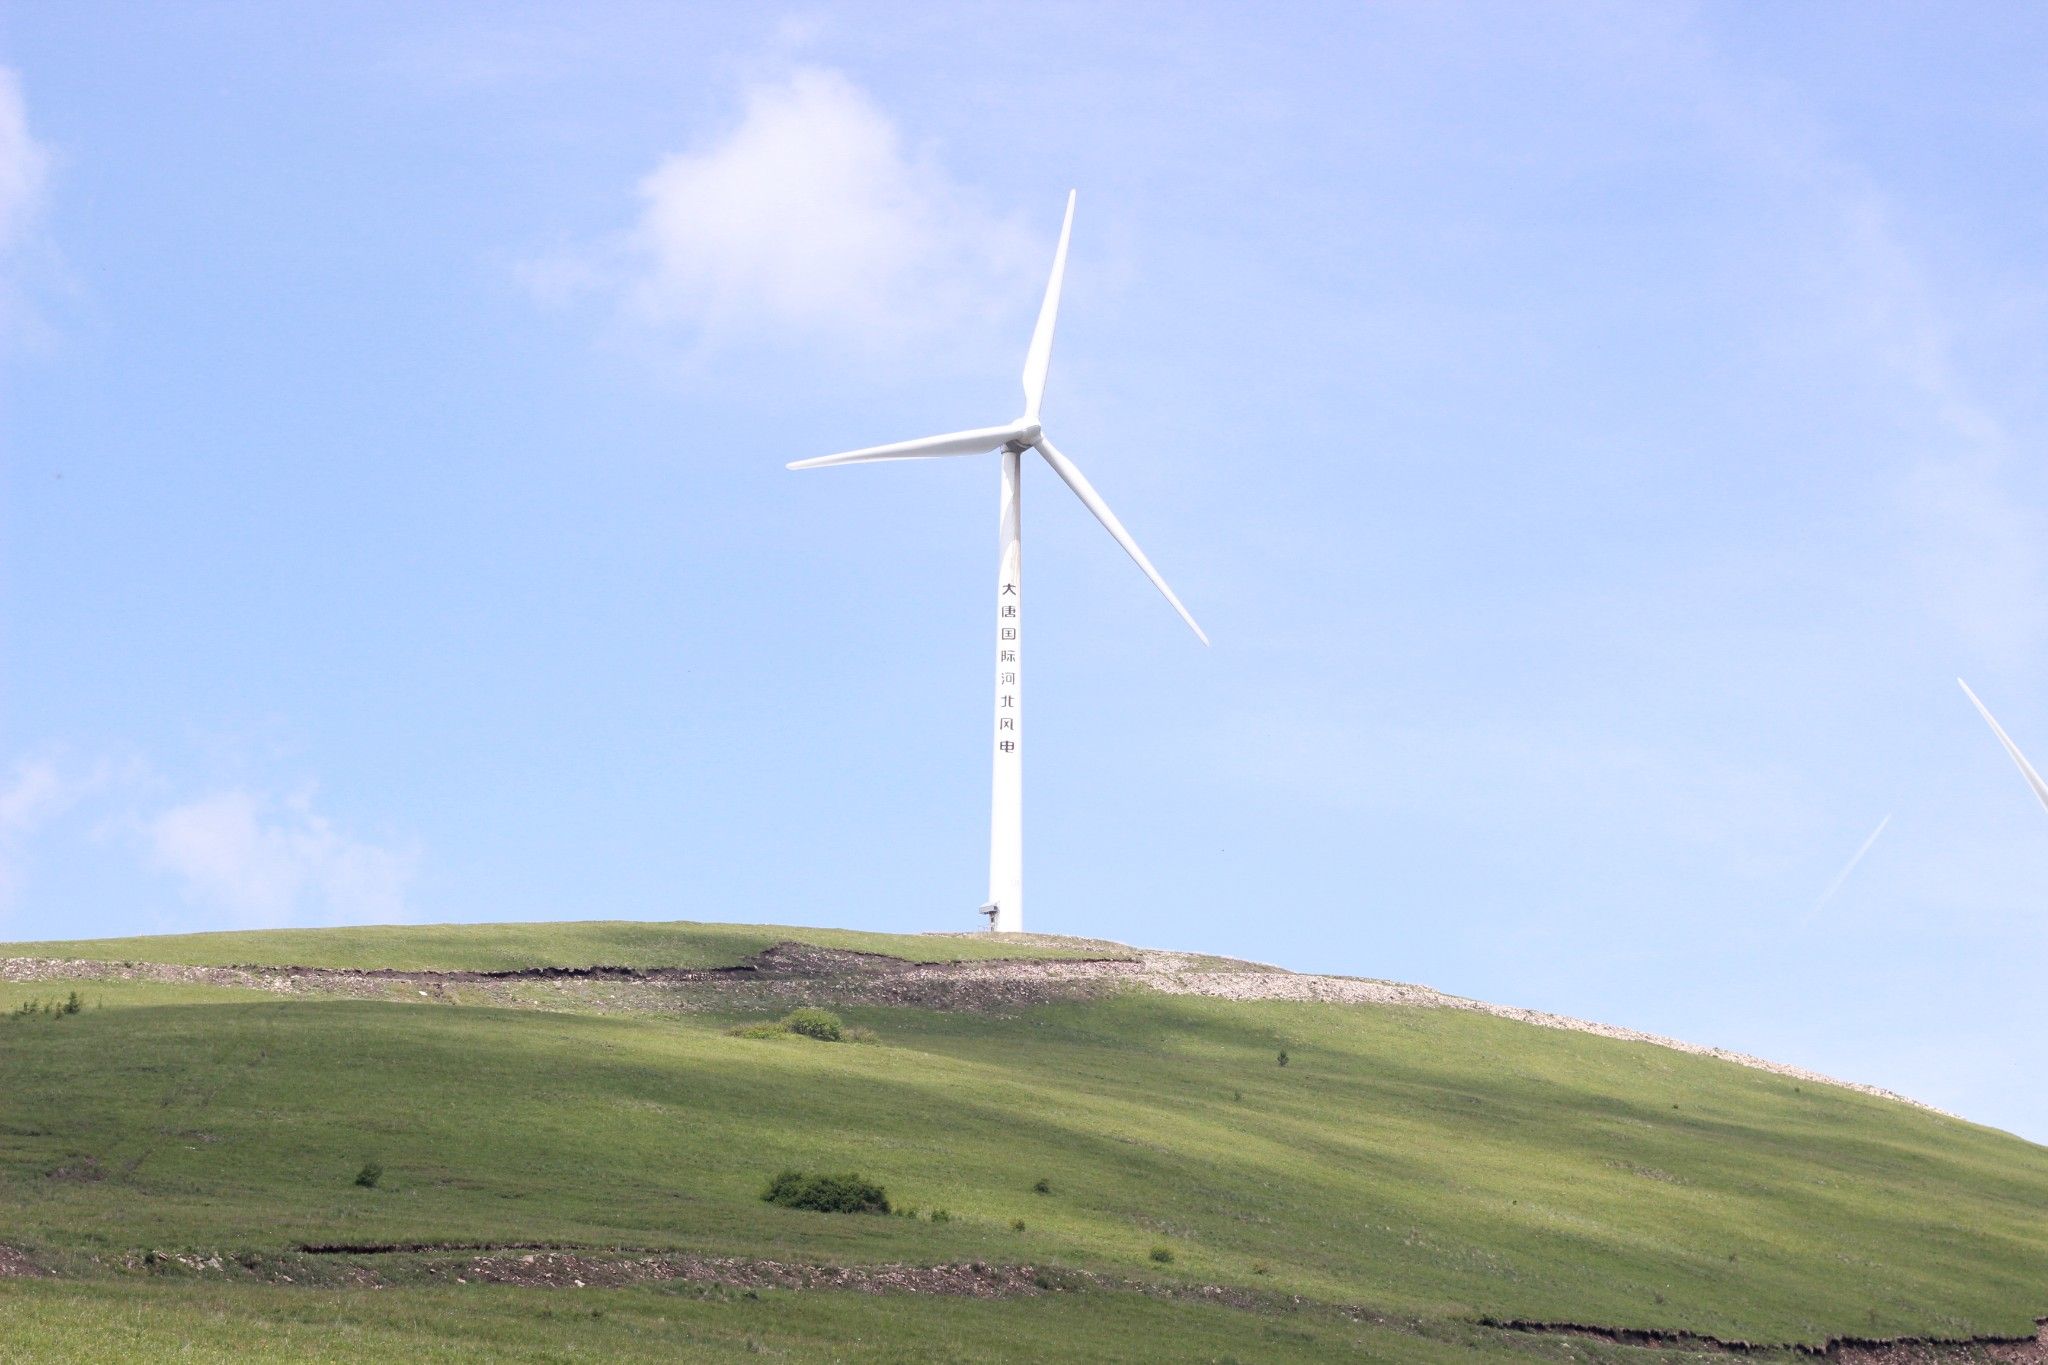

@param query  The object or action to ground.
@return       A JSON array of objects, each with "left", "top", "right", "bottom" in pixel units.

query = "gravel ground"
[
  {"left": 428, "top": 1251, "right": 1046, "bottom": 1295},
  {"left": 1833, "top": 1322, "right": 2048, "bottom": 1365}
]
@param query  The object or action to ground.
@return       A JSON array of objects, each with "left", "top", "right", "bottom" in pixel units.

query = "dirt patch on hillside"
[
  {"left": 1493, "top": 1317, "right": 2048, "bottom": 1361},
  {"left": 0, "top": 939, "right": 1946, "bottom": 1114},
  {"left": 1832, "top": 1321, "right": 2048, "bottom": 1364},
  {"left": 37, "top": 1237, "right": 2048, "bottom": 1358},
  {"left": 129, "top": 1242, "right": 1055, "bottom": 1297},
  {"left": 431, "top": 1250, "right": 1044, "bottom": 1296},
  {"left": 0, "top": 1246, "right": 47, "bottom": 1278}
]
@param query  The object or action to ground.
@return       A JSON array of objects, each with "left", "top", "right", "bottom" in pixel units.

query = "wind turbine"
[
  {"left": 788, "top": 192, "right": 1206, "bottom": 933},
  {"left": 1958, "top": 678, "right": 2048, "bottom": 814}
]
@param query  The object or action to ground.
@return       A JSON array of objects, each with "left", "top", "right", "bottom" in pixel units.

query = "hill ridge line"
[
  {"left": 1, "top": 938, "right": 1951, "bottom": 1118},
  {"left": 931, "top": 946, "right": 1958, "bottom": 1117}
]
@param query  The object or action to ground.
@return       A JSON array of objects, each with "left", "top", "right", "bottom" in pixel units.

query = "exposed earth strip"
[{"left": 1, "top": 1241, "right": 2040, "bottom": 1361}]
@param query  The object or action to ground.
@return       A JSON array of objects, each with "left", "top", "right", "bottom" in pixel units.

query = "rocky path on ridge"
[{"left": 1, "top": 937, "right": 1946, "bottom": 1115}]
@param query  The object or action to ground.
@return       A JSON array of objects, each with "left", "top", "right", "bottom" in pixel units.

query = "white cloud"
[
  {"left": 0, "top": 759, "right": 64, "bottom": 905},
  {"left": 0, "top": 758, "right": 71, "bottom": 834},
  {"left": 0, "top": 755, "right": 117, "bottom": 906},
  {"left": 0, "top": 746, "right": 421, "bottom": 932},
  {"left": 0, "top": 65, "right": 51, "bottom": 343},
  {"left": 144, "top": 788, "right": 417, "bottom": 928},
  {"left": 533, "top": 67, "right": 1033, "bottom": 356},
  {"left": 0, "top": 68, "right": 44, "bottom": 252}
]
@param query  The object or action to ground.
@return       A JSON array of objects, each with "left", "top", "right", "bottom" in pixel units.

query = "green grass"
[
  {"left": 0, "top": 980, "right": 274, "bottom": 1010},
  {"left": 0, "top": 919, "right": 1123, "bottom": 972},
  {"left": 0, "top": 923, "right": 2043, "bottom": 1360},
  {"left": 0, "top": 1278, "right": 1740, "bottom": 1363}
]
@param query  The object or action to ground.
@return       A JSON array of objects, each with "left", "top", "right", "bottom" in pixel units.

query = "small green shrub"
[
  {"left": 1011, "top": 1218, "right": 1027, "bottom": 1232},
  {"left": 1276, "top": 1050, "right": 1289, "bottom": 1067},
  {"left": 1149, "top": 1246, "right": 1174, "bottom": 1264},
  {"left": 354, "top": 1162, "right": 382, "bottom": 1189},
  {"left": 928, "top": 1209, "right": 951, "bottom": 1223},
  {"left": 14, "top": 994, "right": 90, "bottom": 1019},
  {"left": 729, "top": 1010, "right": 874, "bottom": 1044},
  {"left": 1032, "top": 1177, "right": 1052, "bottom": 1195},
  {"left": 760, "top": 1169, "right": 889, "bottom": 1214},
  {"left": 780, "top": 1008, "right": 843, "bottom": 1042}
]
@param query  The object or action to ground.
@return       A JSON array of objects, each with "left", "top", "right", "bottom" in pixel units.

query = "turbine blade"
[
  {"left": 1959, "top": 678, "right": 2048, "bottom": 813},
  {"left": 788, "top": 424, "right": 1016, "bottom": 470},
  {"left": 1811, "top": 813, "right": 1891, "bottom": 918},
  {"left": 1033, "top": 436, "right": 1208, "bottom": 644},
  {"left": 1019, "top": 191, "right": 1076, "bottom": 421}
]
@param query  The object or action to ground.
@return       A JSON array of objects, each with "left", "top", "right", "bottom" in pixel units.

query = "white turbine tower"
[{"left": 789, "top": 192, "right": 1206, "bottom": 933}]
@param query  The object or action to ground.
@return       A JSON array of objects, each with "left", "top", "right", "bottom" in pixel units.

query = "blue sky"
[{"left": 2, "top": 3, "right": 2045, "bottom": 1140}]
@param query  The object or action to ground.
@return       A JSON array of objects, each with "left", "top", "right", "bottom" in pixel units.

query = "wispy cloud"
[
  {"left": 144, "top": 788, "right": 418, "bottom": 928},
  {"left": 1827, "top": 193, "right": 2046, "bottom": 666},
  {"left": 1727, "top": 74, "right": 2042, "bottom": 664},
  {"left": 381, "top": 22, "right": 585, "bottom": 93},
  {"left": 0, "top": 758, "right": 73, "bottom": 834},
  {"left": 526, "top": 66, "right": 1034, "bottom": 359},
  {"left": 0, "top": 755, "right": 122, "bottom": 906},
  {"left": 0, "top": 748, "right": 419, "bottom": 932},
  {"left": 0, "top": 68, "right": 44, "bottom": 251},
  {"left": 1211, "top": 704, "right": 1817, "bottom": 883},
  {"left": 0, "top": 65, "right": 50, "bottom": 338}
]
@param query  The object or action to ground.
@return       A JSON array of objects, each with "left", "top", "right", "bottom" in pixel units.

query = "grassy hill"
[
  {"left": 1, "top": 919, "right": 2043, "bottom": 1362},
  {"left": 0, "top": 918, "right": 1122, "bottom": 972}
]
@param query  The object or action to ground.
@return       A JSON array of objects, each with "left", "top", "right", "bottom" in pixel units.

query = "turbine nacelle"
[{"left": 786, "top": 190, "right": 1205, "bottom": 645}]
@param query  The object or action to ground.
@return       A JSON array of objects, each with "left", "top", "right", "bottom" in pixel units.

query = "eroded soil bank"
[
  {"left": 3, "top": 1241, "right": 2040, "bottom": 1362},
  {"left": 1494, "top": 1316, "right": 2048, "bottom": 1362}
]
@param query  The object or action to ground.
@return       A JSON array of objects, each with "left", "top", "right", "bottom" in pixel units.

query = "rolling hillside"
[{"left": 1, "top": 920, "right": 2043, "bottom": 1362}]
